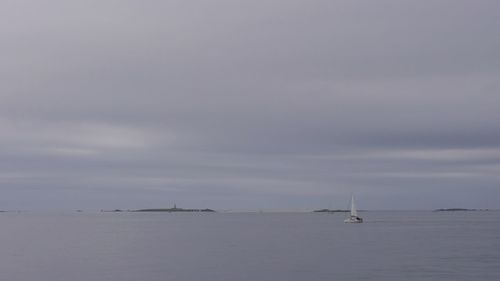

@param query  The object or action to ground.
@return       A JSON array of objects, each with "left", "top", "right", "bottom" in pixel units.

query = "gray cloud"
[{"left": 1, "top": 0, "right": 500, "bottom": 210}]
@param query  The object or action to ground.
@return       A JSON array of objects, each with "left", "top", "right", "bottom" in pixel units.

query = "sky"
[{"left": 1, "top": 0, "right": 500, "bottom": 210}]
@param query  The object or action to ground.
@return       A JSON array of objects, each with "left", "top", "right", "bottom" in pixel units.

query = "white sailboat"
[{"left": 344, "top": 194, "right": 363, "bottom": 223}]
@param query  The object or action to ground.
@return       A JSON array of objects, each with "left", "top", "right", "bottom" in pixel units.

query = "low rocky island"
[
  {"left": 434, "top": 208, "right": 488, "bottom": 212},
  {"left": 133, "top": 206, "right": 215, "bottom": 212},
  {"left": 100, "top": 205, "right": 215, "bottom": 213},
  {"left": 313, "top": 209, "right": 349, "bottom": 213}
]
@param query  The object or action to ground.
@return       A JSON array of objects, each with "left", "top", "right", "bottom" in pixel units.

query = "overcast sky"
[{"left": 1, "top": 0, "right": 499, "bottom": 210}]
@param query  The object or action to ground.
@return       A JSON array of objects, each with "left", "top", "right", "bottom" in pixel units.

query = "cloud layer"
[{"left": 1, "top": 0, "right": 500, "bottom": 210}]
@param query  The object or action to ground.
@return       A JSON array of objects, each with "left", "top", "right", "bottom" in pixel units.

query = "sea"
[{"left": 0, "top": 211, "right": 499, "bottom": 281}]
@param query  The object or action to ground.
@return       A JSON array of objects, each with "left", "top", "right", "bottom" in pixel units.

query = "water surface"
[{"left": 0, "top": 211, "right": 499, "bottom": 281}]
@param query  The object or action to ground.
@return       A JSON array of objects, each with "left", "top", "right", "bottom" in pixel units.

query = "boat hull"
[{"left": 344, "top": 216, "right": 363, "bottom": 223}]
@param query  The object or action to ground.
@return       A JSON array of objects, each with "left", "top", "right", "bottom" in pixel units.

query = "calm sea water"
[{"left": 0, "top": 211, "right": 499, "bottom": 281}]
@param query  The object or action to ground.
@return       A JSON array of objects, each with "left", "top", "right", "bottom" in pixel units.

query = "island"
[
  {"left": 433, "top": 208, "right": 488, "bottom": 212},
  {"left": 313, "top": 209, "right": 349, "bottom": 213},
  {"left": 98, "top": 205, "right": 215, "bottom": 213},
  {"left": 132, "top": 205, "right": 215, "bottom": 212}
]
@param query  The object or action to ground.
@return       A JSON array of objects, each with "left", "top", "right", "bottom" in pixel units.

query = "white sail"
[
  {"left": 350, "top": 194, "right": 358, "bottom": 217},
  {"left": 344, "top": 193, "right": 363, "bottom": 223}
]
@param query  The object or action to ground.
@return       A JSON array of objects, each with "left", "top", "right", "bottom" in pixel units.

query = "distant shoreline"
[
  {"left": 133, "top": 208, "right": 215, "bottom": 213},
  {"left": 433, "top": 208, "right": 489, "bottom": 212},
  {"left": 100, "top": 207, "right": 216, "bottom": 213},
  {"left": 0, "top": 209, "right": 495, "bottom": 213},
  {"left": 313, "top": 209, "right": 349, "bottom": 213}
]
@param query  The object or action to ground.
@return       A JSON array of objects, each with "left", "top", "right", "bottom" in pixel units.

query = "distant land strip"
[
  {"left": 313, "top": 209, "right": 350, "bottom": 213},
  {"left": 134, "top": 208, "right": 215, "bottom": 212},
  {"left": 433, "top": 208, "right": 489, "bottom": 212},
  {"left": 100, "top": 207, "right": 215, "bottom": 213}
]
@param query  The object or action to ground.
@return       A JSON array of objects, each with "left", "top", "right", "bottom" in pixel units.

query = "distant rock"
[
  {"left": 313, "top": 209, "right": 349, "bottom": 213},
  {"left": 132, "top": 207, "right": 215, "bottom": 213},
  {"left": 101, "top": 209, "right": 124, "bottom": 212},
  {"left": 433, "top": 208, "right": 486, "bottom": 212}
]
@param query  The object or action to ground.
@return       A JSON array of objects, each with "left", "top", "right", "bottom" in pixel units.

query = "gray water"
[{"left": 0, "top": 211, "right": 499, "bottom": 281}]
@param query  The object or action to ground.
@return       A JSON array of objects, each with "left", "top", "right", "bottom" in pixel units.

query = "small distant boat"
[{"left": 344, "top": 194, "right": 363, "bottom": 223}]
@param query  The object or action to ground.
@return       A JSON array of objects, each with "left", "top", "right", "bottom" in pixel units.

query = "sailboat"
[{"left": 344, "top": 194, "right": 363, "bottom": 223}]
